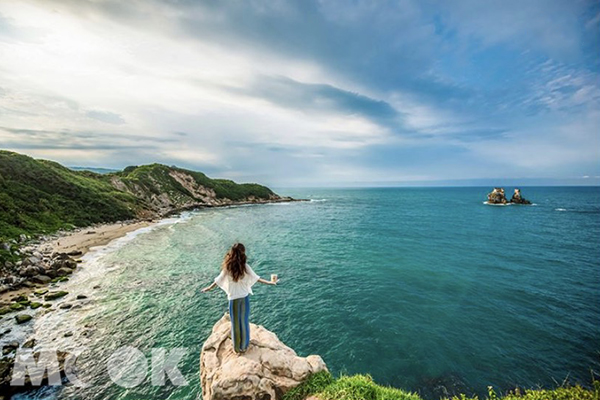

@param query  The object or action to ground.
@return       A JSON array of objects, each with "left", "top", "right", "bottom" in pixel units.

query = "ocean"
[{"left": 15, "top": 187, "right": 600, "bottom": 399}]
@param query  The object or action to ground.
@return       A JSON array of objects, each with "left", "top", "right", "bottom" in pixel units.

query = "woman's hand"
[
  {"left": 258, "top": 278, "right": 278, "bottom": 286},
  {"left": 201, "top": 282, "right": 217, "bottom": 293}
]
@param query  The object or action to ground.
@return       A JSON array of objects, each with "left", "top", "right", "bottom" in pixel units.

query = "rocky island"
[{"left": 486, "top": 188, "right": 531, "bottom": 205}]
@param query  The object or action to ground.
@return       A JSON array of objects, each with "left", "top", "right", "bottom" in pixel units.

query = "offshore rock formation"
[
  {"left": 510, "top": 188, "right": 531, "bottom": 204},
  {"left": 200, "top": 314, "right": 327, "bottom": 400},
  {"left": 487, "top": 188, "right": 531, "bottom": 205},
  {"left": 487, "top": 187, "right": 508, "bottom": 204}
]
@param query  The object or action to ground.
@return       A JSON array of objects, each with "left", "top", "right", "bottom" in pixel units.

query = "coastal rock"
[
  {"left": 56, "top": 267, "right": 74, "bottom": 276},
  {"left": 486, "top": 187, "right": 508, "bottom": 204},
  {"left": 44, "top": 291, "right": 68, "bottom": 301},
  {"left": 487, "top": 187, "right": 532, "bottom": 205},
  {"left": 32, "top": 275, "right": 52, "bottom": 284},
  {"left": 15, "top": 314, "right": 32, "bottom": 324},
  {"left": 0, "top": 350, "right": 71, "bottom": 398},
  {"left": 200, "top": 314, "right": 327, "bottom": 400},
  {"left": 510, "top": 188, "right": 531, "bottom": 205}
]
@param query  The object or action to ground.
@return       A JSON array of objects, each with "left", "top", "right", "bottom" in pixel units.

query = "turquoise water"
[{"left": 19, "top": 187, "right": 600, "bottom": 399}]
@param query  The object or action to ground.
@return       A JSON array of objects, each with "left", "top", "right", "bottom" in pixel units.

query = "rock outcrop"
[
  {"left": 200, "top": 314, "right": 327, "bottom": 400},
  {"left": 510, "top": 188, "right": 531, "bottom": 204},
  {"left": 487, "top": 188, "right": 531, "bottom": 205},
  {"left": 487, "top": 187, "right": 508, "bottom": 204}
]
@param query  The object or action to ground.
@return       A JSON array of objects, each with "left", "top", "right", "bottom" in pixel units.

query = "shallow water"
[{"left": 13, "top": 187, "right": 600, "bottom": 399}]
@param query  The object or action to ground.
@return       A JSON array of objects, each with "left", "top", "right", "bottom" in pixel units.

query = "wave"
[
  {"left": 310, "top": 199, "right": 327, "bottom": 202},
  {"left": 483, "top": 201, "right": 511, "bottom": 206},
  {"left": 555, "top": 208, "right": 567, "bottom": 212}
]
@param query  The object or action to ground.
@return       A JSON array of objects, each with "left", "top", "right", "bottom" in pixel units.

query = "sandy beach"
[
  {"left": 0, "top": 220, "right": 155, "bottom": 303},
  {"left": 40, "top": 220, "right": 154, "bottom": 257}
]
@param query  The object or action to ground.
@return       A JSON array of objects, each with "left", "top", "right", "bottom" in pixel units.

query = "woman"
[{"left": 201, "top": 243, "right": 278, "bottom": 354}]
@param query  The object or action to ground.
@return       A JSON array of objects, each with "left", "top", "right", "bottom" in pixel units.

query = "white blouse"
[{"left": 214, "top": 264, "right": 260, "bottom": 300}]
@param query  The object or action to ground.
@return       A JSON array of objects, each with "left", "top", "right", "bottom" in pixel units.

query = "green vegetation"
[
  {"left": 0, "top": 150, "right": 279, "bottom": 263},
  {"left": 283, "top": 372, "right": 420, "bottom": 400},
  {"left": 114, "top": 163, "right": 275, "bottom": 201},
  {"left": 450, "top": 382, "right": 600, "bottom": 400},
  {"left": 282, "top": 372, "right": 599, "bottom": 400},
  {"left": 0, "top": 150, "right": 139, "bottom": 242}
]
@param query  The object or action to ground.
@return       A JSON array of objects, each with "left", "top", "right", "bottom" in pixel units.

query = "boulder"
[
  {"left": 15, "top": 314, "right": 32, "bottom": 324},
  {"left": 486, "top": 187, "right": 508, "bottom": 204},
  {"left": 56, "top": 267, "right": 74, "bottom": 276},
  {"left": 44, "top": 291, "right": 68, "bottom": 301},
  {"left": 32, "top": 275, "right": 51, "bottom": 284},
  {"left": 510, "top": 188, "right": 532, "bottom": 205},
  {"left": 200, "top": 314, "right": 327, "bottom": 400}
]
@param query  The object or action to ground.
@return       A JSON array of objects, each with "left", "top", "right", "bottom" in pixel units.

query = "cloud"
[
  {"left": 86, "top": 110, "right": 125, "bottom": 124},
  {"left": 226, "top": 75, "right": 403, "bottom": 131},
  {"left": 0, "top": 0, "right": 598, "bottom": 185}
]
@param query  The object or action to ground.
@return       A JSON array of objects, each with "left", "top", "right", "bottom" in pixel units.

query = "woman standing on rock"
[{"left": 201, "top": 243, "right": 278, "bottom": 354}]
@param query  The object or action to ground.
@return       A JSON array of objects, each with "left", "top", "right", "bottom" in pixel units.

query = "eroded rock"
[{"left": 200, "top": 314, "right": 327, "bottom": 400}]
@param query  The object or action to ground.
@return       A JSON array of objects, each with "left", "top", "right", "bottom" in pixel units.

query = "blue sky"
[{"left": 0, "top": 0, "right": 599, "bottom": 186}]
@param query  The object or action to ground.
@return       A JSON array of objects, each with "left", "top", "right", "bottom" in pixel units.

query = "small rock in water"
[
  {"left": 59, "top": 303, "right": 72, "bottom": 309},
  {"left": 44, "top": 291, "right": 68, "bottom": 301},
  {"left": 23, "top": 338, "right": 36, "bottom": 348},
  {"left": 9, "top": 303, "right": 26, "bottom": 311},
  {"left": 33, "top": 288, "right": 49, "bottom": 296},
  {"left": 76, "top": 294, "right": 88, "bottom": 300},
  {"left": 81, "top": 329, "right": 94, "bottom": 337},
  {"left": 64, "top": 331, "right": 74, "bottom": 337},
  {"left": 13, "top": 294, "right": 28, "bottom": 303},
  {"left": 15, "top": 314, "right": 32, "bottom": 324},
  {"left": 32, "top": 275, "right": 52, "bottom": 284}
]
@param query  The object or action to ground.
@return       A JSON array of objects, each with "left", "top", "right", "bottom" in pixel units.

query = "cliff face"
[
  {"left": 109, "top": 164, "right": 288, "bottom": 216},
  {"left": 200, "top": 314, "right": 327, "bottom": 400}
]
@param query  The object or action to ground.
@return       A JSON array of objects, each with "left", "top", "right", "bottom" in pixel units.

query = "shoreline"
[
  {"left": 0, "top": 197, "right": 303, "bottom": 304},
  {"left": 0, "top": 220, "right": 155, "bottom": 304},
  {"left": 0, "top": 197, "right": 305, "bottom": 398}
]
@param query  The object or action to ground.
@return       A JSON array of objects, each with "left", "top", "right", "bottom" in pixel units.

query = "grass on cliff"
[
  {"left": 114, "top": 163, "right": 275, "bottom": 201},
  {"left": 0, "top": 150, "right": 139, "bottom": 242},
  {"left": 282, "top": 371, "right": 600, "bottom": 400},
  {"left": 0, "top": 150, "right": 278, "bottom": 252}
]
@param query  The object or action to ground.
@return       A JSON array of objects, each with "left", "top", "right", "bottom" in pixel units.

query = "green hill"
[{"left": 0, "top": 150, "right": 284, "bottom": 247}]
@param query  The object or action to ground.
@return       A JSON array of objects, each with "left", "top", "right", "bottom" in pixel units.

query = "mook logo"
[{"left": 9, "top": 346, "right": 189, "bottom": 388}]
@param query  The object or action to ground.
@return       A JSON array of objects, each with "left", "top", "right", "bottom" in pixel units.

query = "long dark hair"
[{"left": 222, "top": 243, "right": 247, "bottom": 282}]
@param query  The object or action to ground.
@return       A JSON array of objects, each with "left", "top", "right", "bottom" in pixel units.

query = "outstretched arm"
[
  {"left": 258, "top": 277, "right": 277, "bottom": 286},
  {"left": 201, "top": 282, "right": 217, "bottom": 292}
]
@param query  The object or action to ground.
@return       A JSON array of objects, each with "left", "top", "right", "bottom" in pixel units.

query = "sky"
[{"left": 0, "top": 0, "right": 599, "bottom": 187}]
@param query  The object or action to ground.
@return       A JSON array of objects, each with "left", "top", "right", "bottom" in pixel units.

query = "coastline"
[
  {"left": 0, "top": 198, "right": 303, "bottom": 398},
  {"left": 0, "top": 220, "right": 155, "bottom": 304},
  {"left": 0, "top": 196, "right": 303, "bottom": 304}
]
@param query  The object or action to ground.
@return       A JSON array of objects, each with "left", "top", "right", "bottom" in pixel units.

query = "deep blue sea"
[{"left": 16, "top": 187, "right": 600, "bottom": 400}]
